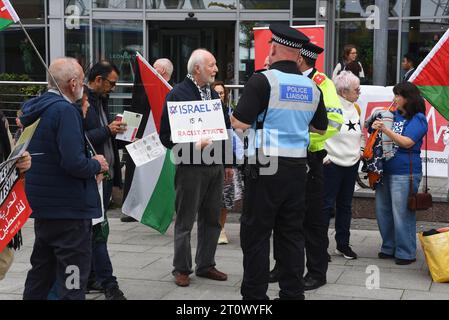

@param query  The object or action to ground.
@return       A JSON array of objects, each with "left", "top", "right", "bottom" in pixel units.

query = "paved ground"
[{"left": 1, "top": 211, "right": 449, "bottom": 300}]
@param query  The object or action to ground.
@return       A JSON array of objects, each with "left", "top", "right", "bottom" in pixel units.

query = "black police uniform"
[{"left": 233, "top": 24, "right": 328, "bottom": 300}]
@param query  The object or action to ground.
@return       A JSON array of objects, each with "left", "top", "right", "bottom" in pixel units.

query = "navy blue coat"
[
  {"left": 20, "top": 92, "right": 102, "bottom": 220},
  {"left": 84, "top": 89, "right": 122, "bottom": 188}
]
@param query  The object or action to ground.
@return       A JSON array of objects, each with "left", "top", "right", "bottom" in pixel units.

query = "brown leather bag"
[{"left": 407, "top": 134, "right": 432, "bottom": 211}]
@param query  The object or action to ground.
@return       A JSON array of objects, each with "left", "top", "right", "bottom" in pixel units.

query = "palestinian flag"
[
  {"left": 409, "top": 28, "right": 449, "bottom": 120},
  {"left": 0, "top": 0, "right": 19, "bottom": 31},
  {"left": 121, "top": 53, "right": 176, "bottom": 234}
]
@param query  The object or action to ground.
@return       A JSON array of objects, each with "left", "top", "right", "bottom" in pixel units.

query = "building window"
[
  {"left": 335, "top": 20, "right": 373, "bottom": 84},
  {"left": 65, "top": 0, "right": 91, "bottom": 16},
  {"left": 12, "top": 0, "right": 46, "bottom": 24},
  {"left": 336, "top": 0, "right": 400, "bottom": 18},
  {"left": 293, "top": 0, "right": 316, "bottom": 18},
  {"left": 93, "top": 19, "right": 143, "bottom": 82},
  {"left": 0, "top": 26, "right": 46, "bottom": 81},
  {"left": 238, "top": 21, "right": 289, "bottom": 84},
  {"left": 239, "top": 0, "right": 289, "bottom": 10},
  {"left": 400, "top": 19, "right": 449, "bottom": 78},
  {"left": 146, "top": 0, "right": 237, "bottom": 9},
  {"left": 65, "top": 19, "right": 90, "bottom": 71},
  {"left": 93, "top": 0, "right": 144, "bottom": 9},
  {"left": 403, "top": 0, "right": 449, "bottom": 17}
]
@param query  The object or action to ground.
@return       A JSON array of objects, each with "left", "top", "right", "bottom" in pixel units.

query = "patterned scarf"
[{"left": 186, "top": 73, "right": 212, "bottom": 101}]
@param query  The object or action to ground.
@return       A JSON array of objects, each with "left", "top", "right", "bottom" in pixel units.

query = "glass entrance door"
[{"left": 148, "top": 21, "right": 235, "bottom": 84}]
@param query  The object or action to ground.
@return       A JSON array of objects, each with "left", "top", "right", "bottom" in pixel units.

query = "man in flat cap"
[
  {"left": 269, "top": 42, "right": 344, "bottom": 290},
  {"left": 231, "top": 24, "right": 328, "bottom": 300}
]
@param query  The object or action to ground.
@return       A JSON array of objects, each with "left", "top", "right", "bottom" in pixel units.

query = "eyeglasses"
[{"left": 102, "top": 77, "right": 117, "bottom": 88}]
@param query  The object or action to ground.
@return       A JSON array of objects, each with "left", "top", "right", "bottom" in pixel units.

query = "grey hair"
[
  {"left": 48, "top": 57, "right": 81, "bottom": 90},
  {"left": 154, "top": 58, "right": 174, "bottom": 77},
  {"left": 187, "top": 49, "right": 210, "bottom": 75},
  {"left": 333, "top": 71, "right": 360, "bottom": 96}
]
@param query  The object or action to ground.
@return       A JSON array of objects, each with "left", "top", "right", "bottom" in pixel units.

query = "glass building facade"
[{"left": 1, "top": 0, "right": 448, "bottom": 87}]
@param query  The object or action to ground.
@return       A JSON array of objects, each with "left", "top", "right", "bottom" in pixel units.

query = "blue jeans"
[
  {"left": 375, "top": 174, "right": 421, "bottom": 260},
  {"left": 323, "top": 161, "right": 359, "bottom": 248}
]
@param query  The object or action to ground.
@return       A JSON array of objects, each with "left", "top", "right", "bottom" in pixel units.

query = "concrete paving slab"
[
  {"left": 336, "top": 269, "right": 432, "bottom": 291},
  {"left": 402, "top": 290, "right": 449, "bottom": 300},
  {"left": 315, "top": 283, "right": 403, "bottom": 300}
]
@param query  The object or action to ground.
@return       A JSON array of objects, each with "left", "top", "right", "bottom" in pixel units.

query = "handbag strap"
[
  {"left": 408, "top": 150, "right": 414, "bottom": 197},
  {"left": 409, "top": 133, "right": 429, "bottom": 195}
]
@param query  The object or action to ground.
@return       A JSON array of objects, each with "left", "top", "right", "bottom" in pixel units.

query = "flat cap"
[
  {"left": 300, "top": 42, "right": 324, "bottom": 60},
  {"left": 269, "top": 24, "right": 310, "bottom": 49}
]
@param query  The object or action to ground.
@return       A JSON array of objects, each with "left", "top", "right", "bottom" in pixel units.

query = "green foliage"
[{"left": 0, "top": 73, "right": 45, "bottom": 99}]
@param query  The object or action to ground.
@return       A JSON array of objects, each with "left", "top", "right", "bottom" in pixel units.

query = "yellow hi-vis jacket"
[{"left": 308, "top": 69, "right": 344, "bottom": 152}]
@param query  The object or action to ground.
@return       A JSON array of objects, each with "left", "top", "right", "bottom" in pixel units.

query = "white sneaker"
[{"left": 218, "top": 229, "right": 229, "bottom": 244}]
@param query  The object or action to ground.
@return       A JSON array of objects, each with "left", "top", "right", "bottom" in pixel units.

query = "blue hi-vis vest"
[{"left": 248, "top": 69, "right": 321, "bottom": 158}]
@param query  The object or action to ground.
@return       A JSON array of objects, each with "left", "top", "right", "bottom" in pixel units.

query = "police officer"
[
  {"left": 231, "top": 24, "right": 328, "bottom": 300},
  {"left": 269, "top": 42, "right": 344, "bottom": 290}
]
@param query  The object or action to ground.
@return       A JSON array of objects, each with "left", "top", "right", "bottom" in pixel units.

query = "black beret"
[{"left": 269, "top": 24, "right": 310, "bottom": 49}]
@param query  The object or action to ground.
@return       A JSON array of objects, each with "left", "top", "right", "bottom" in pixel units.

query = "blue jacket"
[{"left": 20, "top": 91, "right": 102, "bottom": 220}]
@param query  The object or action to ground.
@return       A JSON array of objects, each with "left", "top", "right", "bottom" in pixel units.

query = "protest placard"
[{"left": 167, "top": 99, "right": 228, "bottom": 144}]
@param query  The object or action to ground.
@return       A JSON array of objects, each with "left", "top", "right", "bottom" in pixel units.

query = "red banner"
[
  {"left": 254, "top": 25, "right": 326, "bottom": 72},
  {"left": 0, "top": 162, "right": 32, "bottom": 252}
]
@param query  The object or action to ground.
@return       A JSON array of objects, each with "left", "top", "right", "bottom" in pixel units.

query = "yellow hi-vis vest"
[{"left": 308, "top": 70, "right": 344, "bottom": 152}]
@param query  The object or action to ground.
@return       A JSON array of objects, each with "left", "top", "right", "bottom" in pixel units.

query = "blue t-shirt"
[{"left": 383, "top": 111, "right": 428, "bottom": 175}]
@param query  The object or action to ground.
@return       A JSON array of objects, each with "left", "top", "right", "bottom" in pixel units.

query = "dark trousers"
[
  {"left": 304, "top": 150, "right": 329, "bottom": 281},
  {"left": 90, "top": 179, "right": 117, "bottom": 289},
  {"left": 323, "top": 161, "right": 359, "bottom": 248},
  {"left": 173, "top": 165, "right": 224, "bottom": 275},
  {"left": 241, "top": 163, "right": 307, "bottom": 300},
  {"left": 23, "top": 219, "right": 92, "bottom": 300}
]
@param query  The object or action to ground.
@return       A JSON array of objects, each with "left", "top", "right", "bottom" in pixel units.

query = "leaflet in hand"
[
  {"left": 125, "top": 132, "right": 166, "bottom": 167},
  {"left": 115, "top": 111, "right": 143, "bottom": 142}
]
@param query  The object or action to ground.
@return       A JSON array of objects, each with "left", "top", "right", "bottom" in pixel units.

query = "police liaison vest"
[{"left": 247, "top": 69, "right": 321, "bottom": 159}]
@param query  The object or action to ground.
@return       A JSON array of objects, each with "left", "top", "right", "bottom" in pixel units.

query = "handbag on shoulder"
[{"left": 407, "top": 134, "right": 432, "bottom": 211}]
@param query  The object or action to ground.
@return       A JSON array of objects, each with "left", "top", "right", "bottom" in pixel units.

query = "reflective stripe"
[
  {"left": 326, "top": 107, "right": 343, "bottom": 115},
  {"left": 328, "top": 119, "right": 343, "bottom": 130},
  {"left": 263, "top": 146, "right": 308, "bottom": 158}
]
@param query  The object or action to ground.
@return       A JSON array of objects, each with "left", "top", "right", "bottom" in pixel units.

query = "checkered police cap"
[
  {"left": 269, "top": 24, "right": 309, "bottom": 49},
  {"left": 300, "top": 42, "right": 324, "bottom": 61}
]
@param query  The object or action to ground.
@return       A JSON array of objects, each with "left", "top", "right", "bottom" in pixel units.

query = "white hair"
[
  {"left": 154, "top": 58, "right": 174, "bottom": 77},
  {"left": 333, "top": 71, "right": 360, "bottom": 96},
  {"left": 187, "top": 49, "right": 210, "bottom": 75},
  {"left": 48, "top": 57, "right": 81, "bottom": 90}
]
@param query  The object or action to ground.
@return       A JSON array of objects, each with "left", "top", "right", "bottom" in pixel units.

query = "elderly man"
[
  {"left": 160, "top": 48, "right": 233, "bottom": 287},
  {"left": 21, "top": 57, "right": 108, "bottom": 300},
  {"left": 153, "top": 58, "right": 174, "bottom": 83},
  {"left": 84, "top": 61, "right": 126, "bottom": 300},
  {"left": 231, "top": 24, "right": 328, "bottom": 300}
]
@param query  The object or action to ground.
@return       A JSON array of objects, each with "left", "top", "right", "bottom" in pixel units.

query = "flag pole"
[{"left": 17, "top": 20, "right": 63, "bottom": 95}]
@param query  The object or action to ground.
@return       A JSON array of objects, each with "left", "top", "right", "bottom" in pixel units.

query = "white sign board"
[
  {"left": 167, "top": 99, "right": 228, "bottom": 143},
  {"left": 125, "top": 132, "right": 166, "bottom": 167}
]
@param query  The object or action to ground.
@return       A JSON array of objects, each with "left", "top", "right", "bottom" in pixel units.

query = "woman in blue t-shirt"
[{"left": 371, "top": 82, "right": 428, "bottom": 265}]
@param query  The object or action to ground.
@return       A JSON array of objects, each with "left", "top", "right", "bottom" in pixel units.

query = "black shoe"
[
  {"left": 378, "top": 252, "right": 395, "bottom": 259},
  {"left": 269, "top": 266, "right": 280, "bottom": 283},
  {"left": 86, "top": 280, "right": 104, "bottom": 293},
  {"left": 304, "top": 275, "right": 326, "bottom": 291},
  {"left": 335, "top": 246, "right": 358, "bottom": 260},
  {"left": 395, "top": 258, "right": 416, "bottom": 265},
  {"left": 105, "top": 285, "right": 127, "bottom": 300},
  {"left": 120, "top": 216, "right": 137, "bottom": 223}
]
